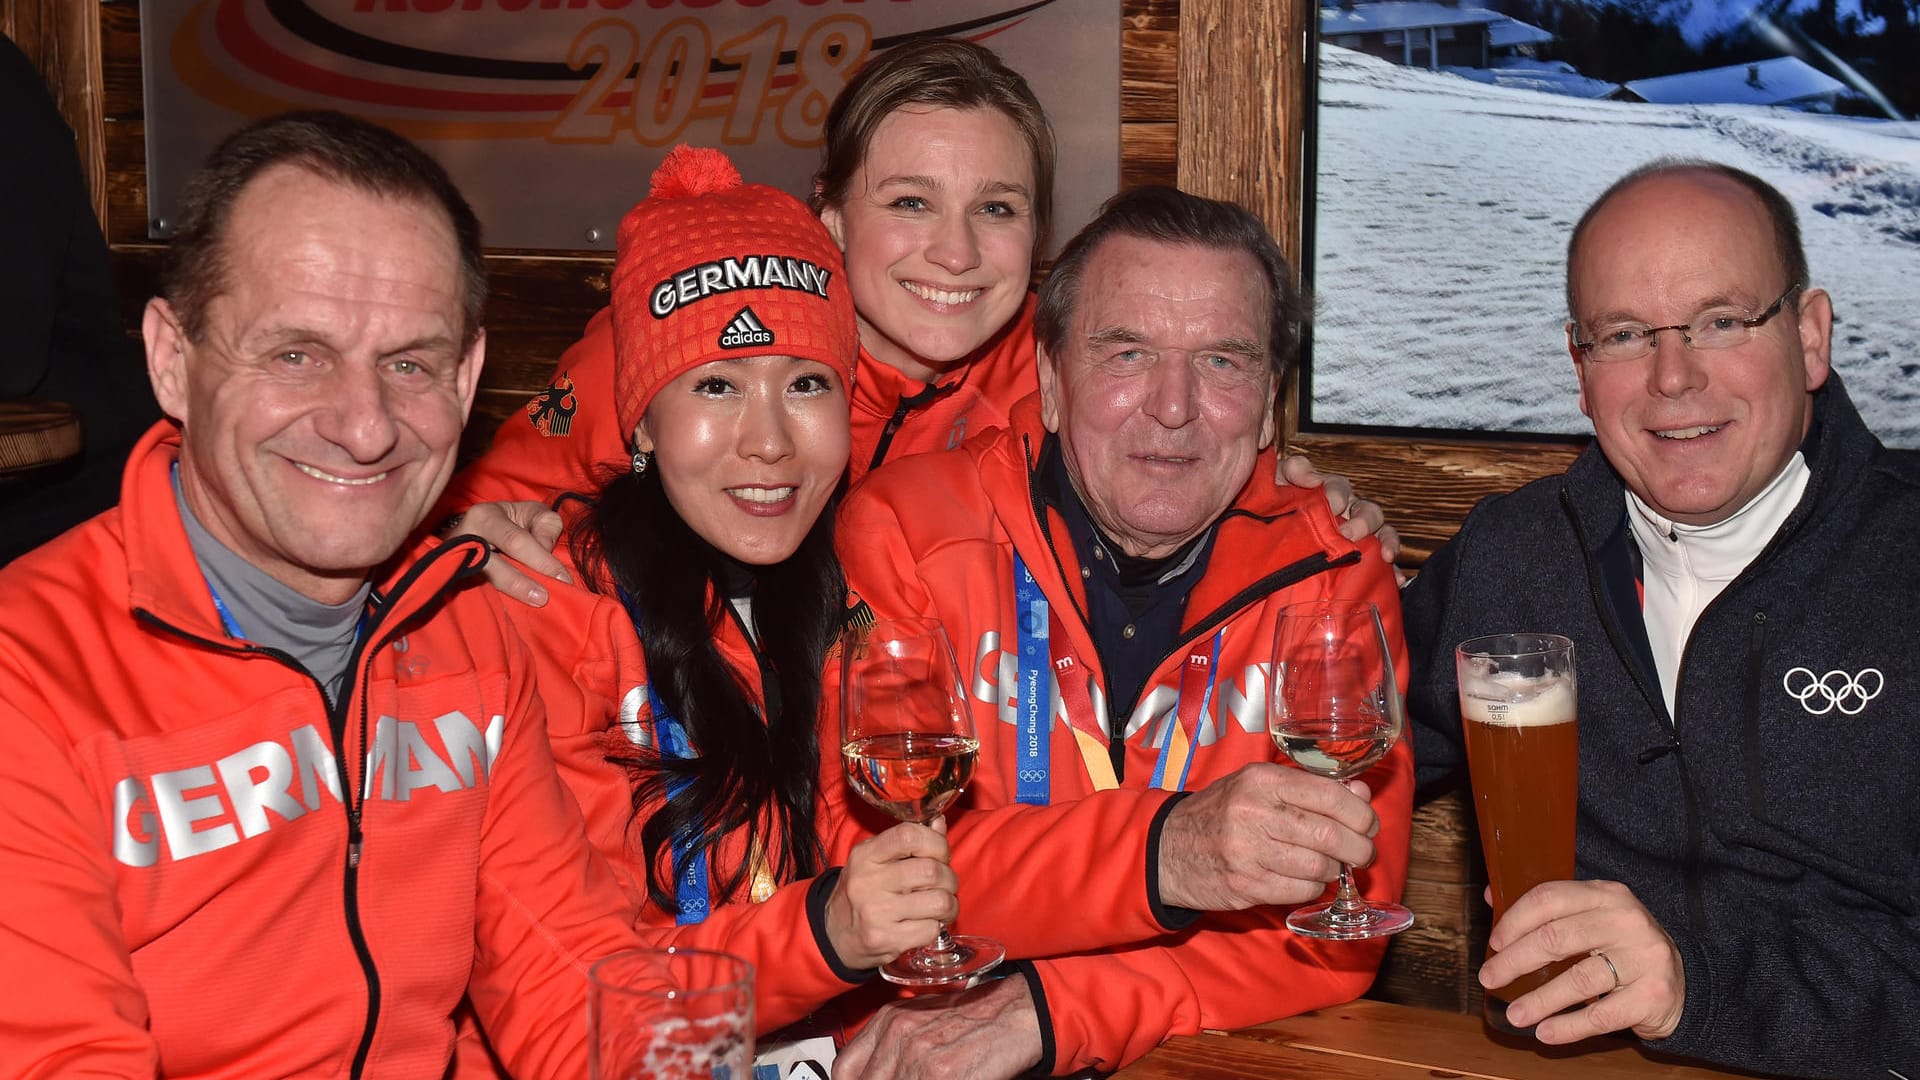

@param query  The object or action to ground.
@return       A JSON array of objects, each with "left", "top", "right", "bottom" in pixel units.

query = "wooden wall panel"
[
  {"left": 98, "top": 0, "right": 143, "bottom": 244},
  {"left": 1175, "top": 0, "right": 1306, "bottom": 265},
  {"left": 1294, "top": 434, "right": 1584, "bottom": 564}
]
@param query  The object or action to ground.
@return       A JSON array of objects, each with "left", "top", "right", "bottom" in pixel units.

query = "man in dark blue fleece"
[{"left": 1403, "top": 160, "right": 1919, "bottom": 1079}]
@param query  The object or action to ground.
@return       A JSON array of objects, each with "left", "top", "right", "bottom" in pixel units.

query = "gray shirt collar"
[{"left": 173, "top": 474, "right": 370, "bottom": 704}]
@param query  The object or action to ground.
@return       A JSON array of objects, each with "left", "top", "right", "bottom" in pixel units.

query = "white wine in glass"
[
  {"left": 1270, "top": 599, "right": 1413, "bottom": 940},
  {"left": 840, "top": 616, "right": 1004, "bottom": 988},
  {"left": 842, "top": 731, "right": 978, "bottom": 823}
]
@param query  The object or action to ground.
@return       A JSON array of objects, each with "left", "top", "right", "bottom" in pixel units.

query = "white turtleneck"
[{"left": 1626, "top": 452, "right": 1811, "bottom": 718}]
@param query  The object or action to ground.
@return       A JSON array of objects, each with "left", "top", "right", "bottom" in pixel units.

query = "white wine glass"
[
  {"left": 1270, "top": 599, "right": 1414, "bottom": 940},
  {"left": 840, "top": 616, "right": 1004, "bottom": 987}
]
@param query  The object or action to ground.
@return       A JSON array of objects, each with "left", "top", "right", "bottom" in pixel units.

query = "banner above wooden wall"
[{"left": 138, "top": 0, "right": 1119, "bottom": 251}]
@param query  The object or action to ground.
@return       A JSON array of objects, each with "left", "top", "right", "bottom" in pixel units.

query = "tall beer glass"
[{"left": 1455, "top": 633, "right": 1578, "bottom": 1035}]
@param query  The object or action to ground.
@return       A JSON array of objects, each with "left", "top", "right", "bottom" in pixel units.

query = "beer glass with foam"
[{"left": 1454, "top": 633, "right": 1578, "bottom": 1034}]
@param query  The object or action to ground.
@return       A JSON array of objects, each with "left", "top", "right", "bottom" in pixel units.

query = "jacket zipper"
[
  {"left": 1561, "top": 490, "right": 1710, "bottom": 933},
  {"left": 1560, "top": 492, "right": 1674, "bottom": 756},
  {"left": 132, "top": 609, "right": 388, "bottom": 1078},
  {"left": 340, "top": 540, "right": 488, "bottom": 1077},
  {"left": 1741, "top": 611, "right": 1769, "bottom": 822},
  {"left": 1025, "top": 437, "right": 1360, "bottom": 780},
  {"left": 135, "top": 538, "right": 487, "bottom": 1079},
  {"left": 866, "top": 382, "right": 955, "bottom": 474},
  {"left": 340, "top": 662, "right": 379, "bottom": 1079}
]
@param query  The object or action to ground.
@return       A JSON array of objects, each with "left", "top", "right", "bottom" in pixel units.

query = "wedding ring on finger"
[{"left": 1590, "top": 948, "right": 1622, "bottom": 994}]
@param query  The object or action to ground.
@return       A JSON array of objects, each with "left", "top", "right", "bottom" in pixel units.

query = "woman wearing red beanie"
[{"left": 453, "top": 147, "right": 957, "bottom": 1076}]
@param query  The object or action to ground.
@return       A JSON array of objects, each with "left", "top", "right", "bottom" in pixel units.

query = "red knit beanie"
[{"left": 610, "top": 145, "right": 856, "bottom": 447}]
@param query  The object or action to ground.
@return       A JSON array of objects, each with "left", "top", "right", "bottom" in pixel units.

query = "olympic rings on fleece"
[{"left": 1781, "top": 667, "right": 1883, "bottom": 716}]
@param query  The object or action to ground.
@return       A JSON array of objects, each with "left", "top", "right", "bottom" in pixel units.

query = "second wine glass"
[
  {"left": 1270, "top": 599, "right": 1414, "bottom": 940},
  {"left": 840, "top": 616, "right": 1004, "bottom": 987}
]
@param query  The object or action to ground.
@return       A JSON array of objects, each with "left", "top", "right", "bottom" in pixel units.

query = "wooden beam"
[
  {"left": 1175, "top": 0, "right": 1306, "bottom": 265},
  {"left": 2, "top": 0, "right": 107, "bottom": 226},
  {"left": 1177, "top": 0, "right": 1313, "bottom": 443}
]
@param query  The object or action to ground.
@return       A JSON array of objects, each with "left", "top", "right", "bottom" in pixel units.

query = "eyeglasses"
[{"left": 1571, "top": 284, "right": 1802, "bottom": 363}]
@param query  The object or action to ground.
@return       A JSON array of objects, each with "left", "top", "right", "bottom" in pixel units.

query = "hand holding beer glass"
[
  {"left": 1270, "top": 599, "right": 1413, "bottom": 940},
  {"left": 1455, "top": 634, "right": 1579, "bottom": 1034}
]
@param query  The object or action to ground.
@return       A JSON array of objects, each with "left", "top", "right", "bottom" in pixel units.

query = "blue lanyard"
[
  {"left": 202, "top": 582, "right": 370, "bottom": 646},
  {"left": 171, "top": 462, "right": 251, "bottom": 641},
  {"left": 617, "top": 588, "right": 710, "bottom": 925},
  {"left": 1011, "top": 553, "right": 1221, "bottom": 803},
  {"left": 206, "top": 583, "right": 247, "bottom": 639},
  {"left": 1013, "top": 556, "right": 1052, "bottom": 806}
]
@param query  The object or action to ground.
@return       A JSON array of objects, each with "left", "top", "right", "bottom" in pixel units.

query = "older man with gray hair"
[{"left": 827, "top": 184, "right": 1413, "bottom": 1079}]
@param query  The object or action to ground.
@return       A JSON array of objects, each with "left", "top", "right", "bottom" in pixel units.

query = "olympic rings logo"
[{"left": 1781, "top": 667, "right": 1884, "bottom": 716}]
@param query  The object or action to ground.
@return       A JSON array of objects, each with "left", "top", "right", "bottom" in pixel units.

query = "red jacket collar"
[{"left": 849, "top": 294, "right": 1039, "bottom": 422}]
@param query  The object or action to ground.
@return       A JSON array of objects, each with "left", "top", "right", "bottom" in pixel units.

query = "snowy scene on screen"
[{"left": 1307, "top": 1, "right": 1920, "bottom": 446}]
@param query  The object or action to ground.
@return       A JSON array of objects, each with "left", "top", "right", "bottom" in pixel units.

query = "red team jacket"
[
  {"left": 0, "top": 425, "right": 646, "bottom": 1079},
  {"left": 441, "top": 298, "right": 1040, "bottom": 510},
  {"left": 829, "top": 396, "right": 1415, "bottom": 1074},
  {"left": 502, "top": 556, "right": 868, "bottom": 1034}
]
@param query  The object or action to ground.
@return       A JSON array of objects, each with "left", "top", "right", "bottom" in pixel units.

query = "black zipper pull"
[
  {"left": 867, "top": 383, "right": 953, "bottom": 472},
  {"left": 348, "top": 809, "right": 364, "bottom": 869},
  {"left": 1638, "top": 739, "right": 1681, "bottom": 765}
]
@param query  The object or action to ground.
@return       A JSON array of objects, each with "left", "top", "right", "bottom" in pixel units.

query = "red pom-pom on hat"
[{"left": 648, "top": 144, "right": 743, "bottom": 200}]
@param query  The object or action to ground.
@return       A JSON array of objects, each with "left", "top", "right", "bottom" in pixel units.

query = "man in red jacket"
[
  {"left": 0, "top": 112, "right": 647, "bottom": 1078},
  {"left": 829, "top": 186, "right": 1413, "bottom": 1077}
]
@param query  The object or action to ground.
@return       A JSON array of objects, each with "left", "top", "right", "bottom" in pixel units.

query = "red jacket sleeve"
[
  {"left": 439, "top": 307, "right": 628, "bottom": 512},
  {"left": 1026, "top": 735, "right": 1412, "bottom": 1073},
  {"left": 0, "top": 671, "right": 157, "bottom": 1077},
  {"left": 625, "top": 879, "right": 857, "bottom": 1033}
]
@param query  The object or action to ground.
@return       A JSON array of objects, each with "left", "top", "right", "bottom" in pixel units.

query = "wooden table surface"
[
  {"left": 0, "top": 400, "right": 82, "bottom": 475},
  {"left": 1113, "top": 1000, "right": 1764, "bottom": 1079}
]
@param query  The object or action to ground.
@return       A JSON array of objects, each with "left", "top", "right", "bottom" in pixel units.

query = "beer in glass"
[{"left": 1455, "top": 633, "right": 1578, "bottom": 1034}]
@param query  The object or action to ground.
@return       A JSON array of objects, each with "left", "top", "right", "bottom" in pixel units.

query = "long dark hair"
[{"left": 573, "top": 467, "right": 841, "bottom": 910}]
